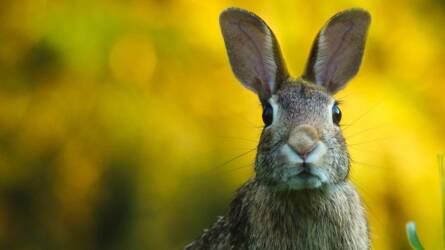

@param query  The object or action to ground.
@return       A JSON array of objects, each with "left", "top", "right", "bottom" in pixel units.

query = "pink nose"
[{"left": 288, "top": 125, "right": 319, "bottom": 159}]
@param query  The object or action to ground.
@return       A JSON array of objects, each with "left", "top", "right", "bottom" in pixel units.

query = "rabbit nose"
[{"left": 288, "top": 125, "right": 320, "bottom": 160}]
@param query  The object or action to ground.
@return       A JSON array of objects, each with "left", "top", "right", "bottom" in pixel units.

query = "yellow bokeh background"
[{"left": 0, "top": 0, "right": 444, "bottom": 249}]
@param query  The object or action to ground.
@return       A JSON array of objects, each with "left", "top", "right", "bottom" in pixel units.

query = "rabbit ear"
[
  {"left": 303, "top": 9, "right": 371, "bottom": 94},
  {"left": 220, "top": 8, "right": 288, "bottom": 102}
]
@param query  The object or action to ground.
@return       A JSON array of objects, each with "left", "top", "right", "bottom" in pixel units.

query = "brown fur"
[
  {"left": 184, "top": 180, "right": 369, "bottom": 249},
  {"left": 185, "top": 82, "right": 369, "bottom": 250},
  {"left": 185, "top": 7, "right": 371, "bottom": 250}
]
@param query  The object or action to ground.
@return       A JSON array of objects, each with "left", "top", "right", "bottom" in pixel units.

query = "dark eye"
[
  {"left": 262, "top": 103, "right": 273, "bottom": 127},
  {"left": 332, "top": 103, "right": 342, "bottom": 125}
]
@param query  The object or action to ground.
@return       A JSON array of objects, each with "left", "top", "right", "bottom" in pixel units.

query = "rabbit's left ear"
[
  {"left": 303, "top": 9, "right": 371, "bottom": 94},
  {"left": 220, "top": 8, "right": 288, "bottom": 102}
]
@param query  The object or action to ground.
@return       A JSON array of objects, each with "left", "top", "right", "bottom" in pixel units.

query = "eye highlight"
[
  {"left": 332, "top": 103, "right": 342, "bottom": 125},
  {"left": 262, "top": 102, "right": 273, "bottom": 127}
]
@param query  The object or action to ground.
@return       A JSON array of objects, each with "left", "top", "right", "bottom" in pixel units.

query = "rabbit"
[{"left": 185, "top": 7, "right": 371, "bottom": 250}]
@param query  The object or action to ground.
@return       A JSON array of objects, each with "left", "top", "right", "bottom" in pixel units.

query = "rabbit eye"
[
  {"left": 262, "top": 103, "right": 273, "bottom": 127},
  {"left": 332, "top": 103, "right": 342, "bottom": 125}
]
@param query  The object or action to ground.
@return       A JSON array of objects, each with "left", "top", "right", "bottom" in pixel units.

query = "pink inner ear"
[
  {"left": 235, "top": 19, "right": 277, "bottom": 97},
  {"left": 316, "top": 20, "right": 356, "bottom": 88},
  {"left": 220, "top": 8, "right": 287, "bottom": 101},
  {"left": 309, "top": 10, "right": 370, "bottom": 94}
]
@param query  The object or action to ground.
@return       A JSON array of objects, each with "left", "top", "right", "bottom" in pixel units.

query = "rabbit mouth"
[{"left": 279, "top": 167, "right": 328, "bottom": 190}]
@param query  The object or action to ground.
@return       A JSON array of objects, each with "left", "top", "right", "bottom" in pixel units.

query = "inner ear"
[
  {"left": 303, "top": 9, "right": 371, "bottom": 94},
  {"left": 220, "top": 8, "right": 289, "bottom": 102}
]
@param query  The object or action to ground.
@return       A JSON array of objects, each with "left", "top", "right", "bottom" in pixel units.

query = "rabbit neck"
[{"left": 236, "top": 179, "right": 369, "bottom": 249}]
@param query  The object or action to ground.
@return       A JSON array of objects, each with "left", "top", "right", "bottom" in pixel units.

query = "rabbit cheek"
[
  {"left": 258, "top": 129, "right": 274, "bottom": 151},
  {"left": 324, "top": 133, "right": 350, "bottom": 182},
  {"left": 256, "top": 137, "right": 276, "bottom": 173}
]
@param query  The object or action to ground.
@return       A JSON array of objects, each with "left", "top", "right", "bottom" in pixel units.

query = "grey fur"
[{"left": 185, "top": 7, "right": 371, "bottom": 250}]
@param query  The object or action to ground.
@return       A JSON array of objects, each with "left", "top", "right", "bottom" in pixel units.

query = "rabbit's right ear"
[
  {"left": 303, "top": 9, "right": 371, "bottom": 94},
  {"left": 220, "top": 8, "right": 288, "bottom": 102}
]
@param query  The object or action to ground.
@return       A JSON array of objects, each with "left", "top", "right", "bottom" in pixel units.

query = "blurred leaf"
[{"left": 406, "top": 222, "right": 425, "bottom": 250}]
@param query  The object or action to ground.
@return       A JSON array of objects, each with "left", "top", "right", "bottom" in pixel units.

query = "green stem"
[{"left": 406, "top": 221, "right": 425, "bottom": 250}]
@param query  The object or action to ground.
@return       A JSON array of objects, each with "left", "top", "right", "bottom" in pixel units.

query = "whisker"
[
  {"left": 216, "top": 136, "right": 258, "bottom": 143},
  {"left": 350, "top": 159, "right": 381, "bottom": 168},
  {"left": 348, "top": 147, "right": 382, "bottom": 154},
  {"left": 342, "top": 102, "right": 382, "bottom": 131},
  {"left": 336, "top": 92, "right": 353, "bottom": 100},
  {"left": 349, "top": 175, "right": 372, "bottom": 200},
  {"left": 238, "top": 115, "right": 262, "bottom": 130},
  {"left": 344, "top": 124, "right": 386, "bottom": 140},
  {"left": 209, "top": 163, "right": 253, "bottom": 176},
  {"left": 347, "top": 175, "right": 381, "bottom": 224},
  {"left": 340, "top": 123, "right": 354, "bottom": 128},
  {"left": 347, "top": 136, "right": 392, "bottom": 147},
  {"left": 196, "top": 148, "right": 256, "bottom": 176}
]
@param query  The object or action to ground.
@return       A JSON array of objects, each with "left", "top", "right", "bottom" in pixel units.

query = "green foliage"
[
  {"left": 406, "top": 154, "right": 444, "bottom": 250},
  {"left": 406, "top": 222, "right": 424, "bottom": 250}
]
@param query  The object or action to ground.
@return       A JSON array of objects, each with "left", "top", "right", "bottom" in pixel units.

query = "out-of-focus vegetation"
[
  {"left": 0, "top": 0, "right": 444, "bottom": 249},
  {"left": 407, "top": 222, "right": 425, "bottom": 250},
  {"left": 407, "top": 155, "right": 445, "bottom": 250}
]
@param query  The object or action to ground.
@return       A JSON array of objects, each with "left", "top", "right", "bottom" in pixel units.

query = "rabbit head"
[{"left": 220, "top": 8, "right": 370, "bottom": 191}]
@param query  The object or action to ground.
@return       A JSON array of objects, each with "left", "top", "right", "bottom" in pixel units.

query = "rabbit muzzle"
[{"left": 278, "top": 125, "right": 329, "bottom": 190}]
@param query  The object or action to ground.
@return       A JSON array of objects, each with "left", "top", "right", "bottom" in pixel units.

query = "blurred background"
[{"left": 0, "top": 0, "right": 444, "bottom": 249}]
